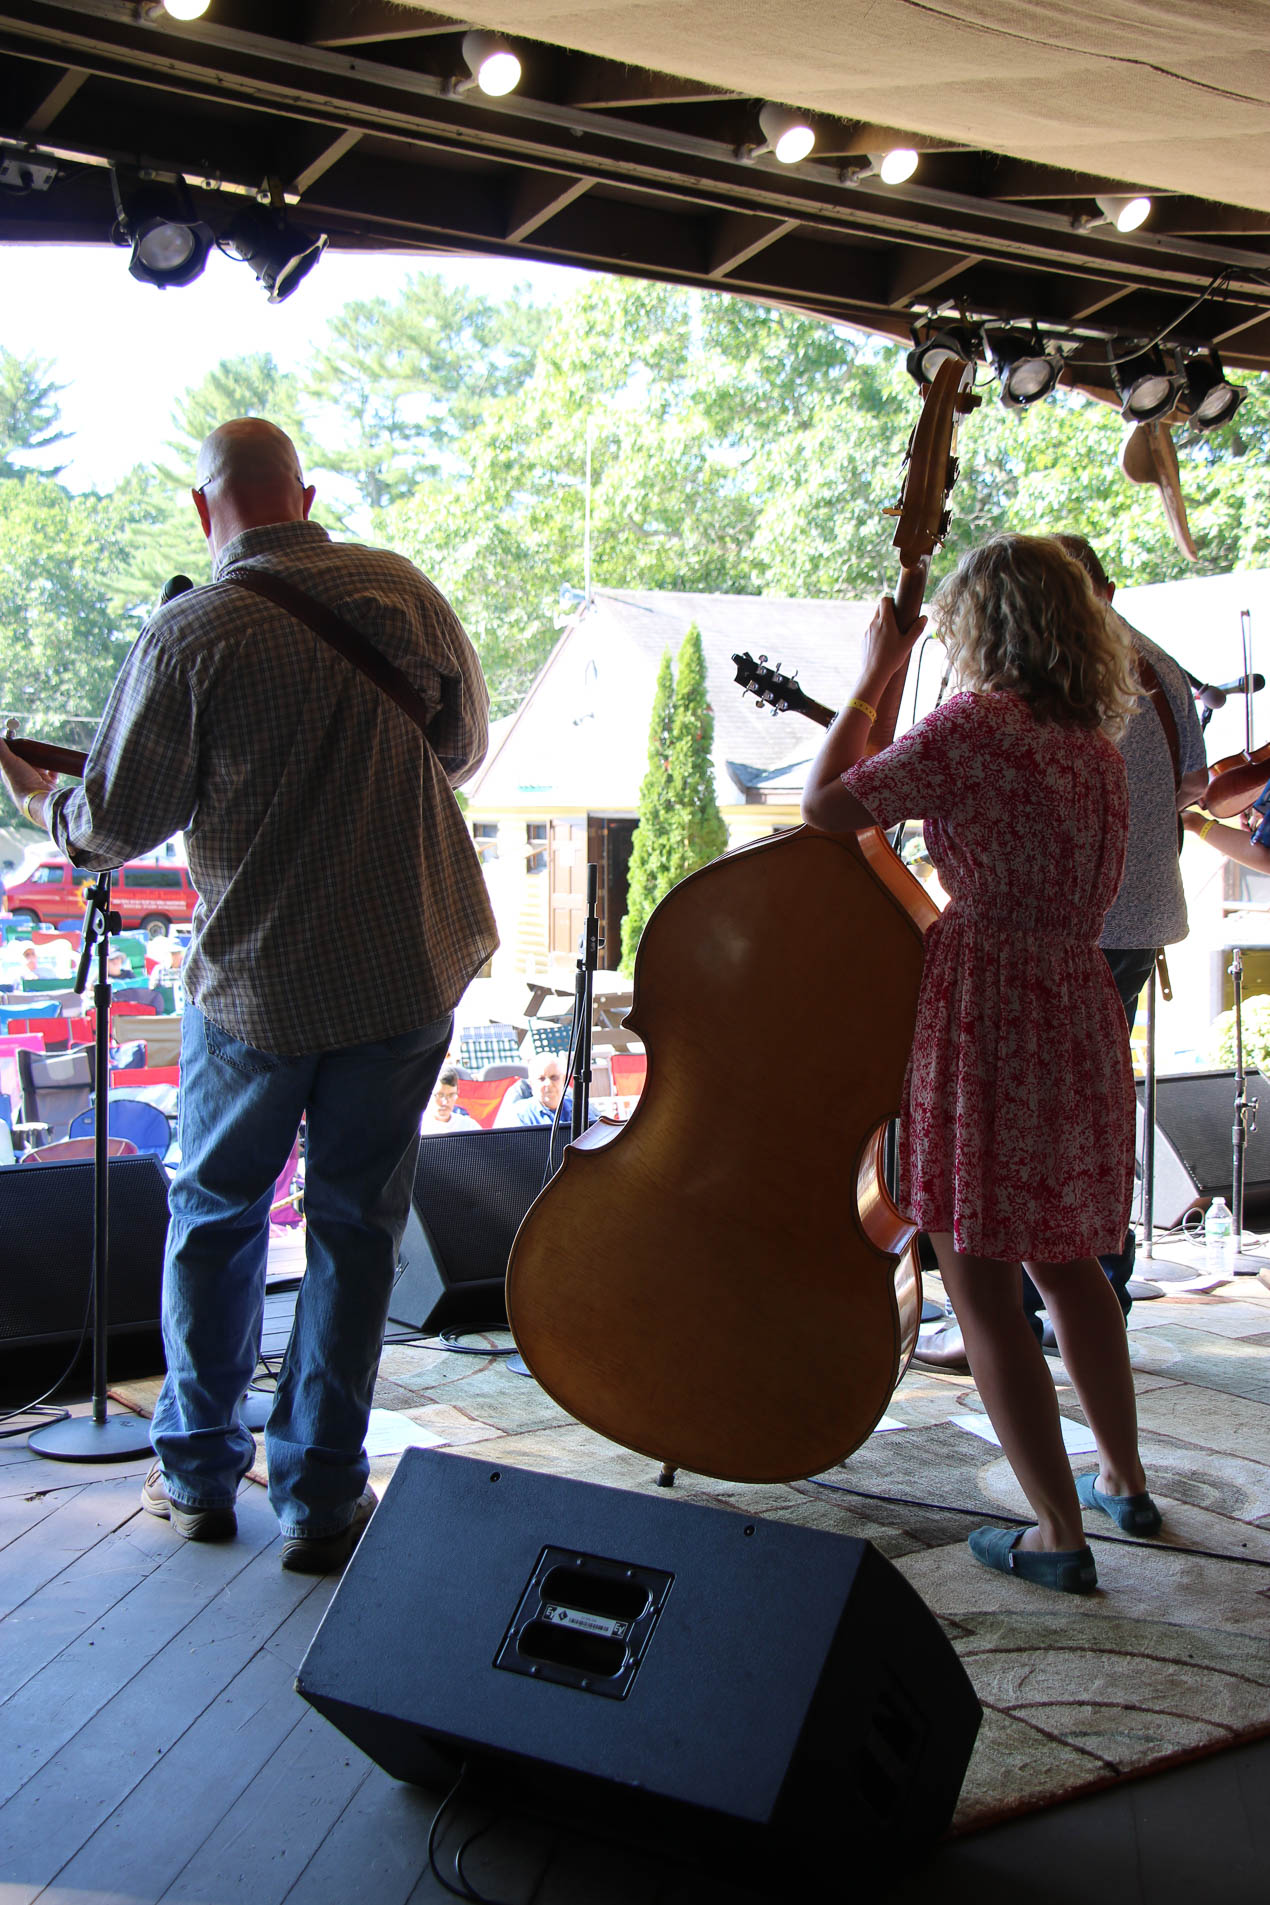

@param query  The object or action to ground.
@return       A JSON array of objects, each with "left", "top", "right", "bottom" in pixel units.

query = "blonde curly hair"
[{"left": 931, "top": 534, "right": 1138, "bottom": 737}]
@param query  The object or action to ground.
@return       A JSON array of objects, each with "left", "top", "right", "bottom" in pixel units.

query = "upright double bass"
[{"left": 505, "top": 359, "right": 977, "bottom": 1484}]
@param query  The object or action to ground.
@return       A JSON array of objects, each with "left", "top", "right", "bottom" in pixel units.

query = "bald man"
[{"left": 0, "top": 418, "right": 496, "bottom": 1570}]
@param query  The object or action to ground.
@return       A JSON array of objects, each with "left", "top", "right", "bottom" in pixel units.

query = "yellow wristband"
[
  {"left": 1198, "top": 818, "right": 1215, "bottom": 842},
  {"left": 22, "top": 789, "right": 44, "bottom": 826},
  {"left": 846, "top": 696, "right": 878, "bottom": 725}
]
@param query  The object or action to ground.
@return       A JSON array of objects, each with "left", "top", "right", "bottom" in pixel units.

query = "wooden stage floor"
[{"left": 1, "top": 1256, "right": 1268, "bottom": 1904}]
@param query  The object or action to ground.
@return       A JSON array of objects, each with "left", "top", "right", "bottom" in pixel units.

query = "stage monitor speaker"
[
  {"left": 0, "top": 1155, "right": 170, "bottom": 1349},
  {"left": 1136, "top": 1071, "right": 1270, "bottom": 1227},
  {"left": 388, "top": 1125, "right": 556, "bottom": 1335},
  {"left": 297, "top": 1449, "right": 982, "bottom": 1883}
]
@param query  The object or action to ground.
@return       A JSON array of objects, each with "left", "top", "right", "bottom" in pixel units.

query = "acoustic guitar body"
[{"left": 505, "top": 825, "right": 933, "bottom": 1484}]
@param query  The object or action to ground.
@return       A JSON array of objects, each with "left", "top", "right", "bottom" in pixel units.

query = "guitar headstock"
[{"left": 732, "top": 653, "right": 834, "bottom": 729}]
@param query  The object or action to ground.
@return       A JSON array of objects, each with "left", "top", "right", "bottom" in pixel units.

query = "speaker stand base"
[
  {"left": 1136, "top": 1254, "right": 1206, "bottom": 1283},
  {"left": 29, "top": 1409, "right": 153, "bottom": 1462}
]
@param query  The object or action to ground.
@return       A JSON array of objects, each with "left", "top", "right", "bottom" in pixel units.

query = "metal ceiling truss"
[{"left": 3, "top": 0, "right": 1270, "bottom": 395}]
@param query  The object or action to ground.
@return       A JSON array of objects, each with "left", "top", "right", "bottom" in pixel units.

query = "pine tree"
[
  {"left": 619, "top": 649, "right": 676, "bottom": 974},
  {"left": 667, "top": 622, "right": 728, "bottom": 876}
]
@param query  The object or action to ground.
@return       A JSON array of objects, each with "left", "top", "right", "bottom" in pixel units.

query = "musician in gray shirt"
[{"left": 1028, "top": 536, "right": 1206, "bottom": 1332}]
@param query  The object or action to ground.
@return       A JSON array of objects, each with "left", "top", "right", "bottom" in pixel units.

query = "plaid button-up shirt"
[{"left": 49, "top": 520, "right": 498, "bottom": 1056}]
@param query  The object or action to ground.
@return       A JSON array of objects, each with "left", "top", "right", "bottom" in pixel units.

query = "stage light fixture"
[
  {"left": 456, "top": 30, "right": 522, "bottom": 96},
  {"left": 1112, "top": 343, "right": 1184, "bottom": 423},
  {"left": 161, "top": 0, "right": 211, "bottom": 19},
  {"left": 224, "top": 204, "right": 328, "bottom": 303},
  {"left": 1180, "top": 347, "right": 1247, "bottom": 431},
  {"left": 756, "top": 104, "right": 816, "bottom": 164},
  {"left": 878, "top": 147, "right": 919, "bottom": 184},
  {"left": 1095, "top": 192, "right": 1151, "bottom": 232},
  {"left": 110, "top": 166, "right": 211, "bottom": 289},
  {"left": 985, "top": 329, "right": 1064, "bottom": 408},
  {"left": 905, "top": 323, "right": 980, "bottom": 386}
]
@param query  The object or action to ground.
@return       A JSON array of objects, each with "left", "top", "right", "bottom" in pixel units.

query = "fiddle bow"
[{"left": 1202, "top": 610, "right": 1268, "bottom": 817}]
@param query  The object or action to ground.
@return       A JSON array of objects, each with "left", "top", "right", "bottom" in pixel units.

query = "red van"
[{"left": 2, "top": 856, "right": 199, "bottom": 932}]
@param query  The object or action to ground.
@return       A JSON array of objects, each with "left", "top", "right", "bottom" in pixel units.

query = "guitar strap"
[
  {"left": 1134, "top": 650, "right": 1181, "bottom": 789},
  {"left": 221, "top": 568, "right": 434, "bottom": 736},
  {"left": 1134, "top": 648, "right": 1184, "bottom": 857}
]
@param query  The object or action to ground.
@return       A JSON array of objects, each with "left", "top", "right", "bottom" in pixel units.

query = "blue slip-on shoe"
[
  {"left": 968, "top": 1525, "right": 1098, "bottom": 1593},
  {"left": 1075, "top": 1471, "right": 1163, "bottom": 1536}
]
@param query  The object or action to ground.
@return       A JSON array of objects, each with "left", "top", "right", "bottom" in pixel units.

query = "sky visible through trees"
[{"left": 2, "top": 259, "right": 1267, "bottom": 751}]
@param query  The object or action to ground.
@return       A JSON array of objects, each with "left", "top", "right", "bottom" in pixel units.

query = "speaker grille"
[{"left": 0, "top": 1155, "right": 169, "bottom": 1345}]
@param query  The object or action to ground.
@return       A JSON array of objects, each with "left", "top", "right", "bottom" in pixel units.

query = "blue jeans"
[{"left": 151, "top": 1004, "right": 451, "bottom": 1536}]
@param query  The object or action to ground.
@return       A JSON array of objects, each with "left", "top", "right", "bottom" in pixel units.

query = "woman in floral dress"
[{"left": 802, "top": 534, "right": 1161, "bottom": 1593}]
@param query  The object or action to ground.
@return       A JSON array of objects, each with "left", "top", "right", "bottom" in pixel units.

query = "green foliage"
[
  {"left": 304, "top": 274, "right": 546, "bottom": 512},
  {"left": 161, "top": 351, "right": 312, "bottom": 479},
  {"left": 668, "top": 623, "right": 728, "bottom": 871},
  {"left": 0, "top": 474, "right": 136, "bottom": 747},
  {"left": 620, "top": 650, "right": 676, "bottom": 975},
  {"left": 1208, "top": 994, "right": 1270, "bottom": 1076},
  {"left": 0, "top": 349, "right": 68, "bottom": 482},
  {"left": 4, "top": 266, "right": 1270, "bottom": 760}
]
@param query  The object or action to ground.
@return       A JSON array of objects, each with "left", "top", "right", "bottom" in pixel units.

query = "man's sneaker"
[
  {"left": 140, "top": 1461, "right": 238, "bottom": 1542},
  {"left": 279, "top": 1487, "right": 377, "bottom": 1574}
]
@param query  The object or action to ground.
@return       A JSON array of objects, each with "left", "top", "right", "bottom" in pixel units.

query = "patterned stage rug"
[{"left": 113, "top": 1273, "right": 1270, "bottom": 1836}]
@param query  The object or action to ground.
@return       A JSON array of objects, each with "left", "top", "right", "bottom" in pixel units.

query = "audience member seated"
[
  {"left": 419, "top": 1067, "right": 478, "bottom": 1135},
  {"left": 0, "top": 942, "right": 41, "bottom": 990},
  {"left": 144, "top": 923, "right": 179, "bottom": 976},
  {"left": 33, "top": 936, "right": 76, "bottom": 982},
  {"left": 494, "top": 1051, "right": 596, "bottom": 1130}
]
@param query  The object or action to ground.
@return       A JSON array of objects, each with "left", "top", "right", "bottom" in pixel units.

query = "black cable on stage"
[
  {"left": 386, "top": 1331, "right": 517, "bottom": 1358},
  {"left": 0, "top": 1270, "right": 96, "bottom": 1437},
  {"left": 426, "top": 1763, "right": 558, "bottom": 1905},
  {"left": 806, "top": 1474, "right": 1270, "bottom": 1567}
]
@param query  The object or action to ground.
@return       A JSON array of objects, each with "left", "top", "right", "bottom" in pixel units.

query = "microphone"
[
  {"left": 1186, "top": 672, "right": 1265, "bottom": 711},
  {"left": 160, "top": 573, "right": 194, "bottom": 605}
]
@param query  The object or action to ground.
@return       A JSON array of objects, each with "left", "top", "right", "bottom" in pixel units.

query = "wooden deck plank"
[
  {"left": 0, "top": 1480, "right": 177, "bottom": 1703},
  {"left": 0, "top": 1480, "right": 86, "bottom": 1556},
  {"left": 0, "top": 1453, "right": 149, "bottom": 1501},
  {"left": 36, "top": 1592, "right": 336, "bottom": 1905},
  {"left": 0, "top": 1484, "right": 294, "bottom": 1810},
  {"left": 274, "top": 1768, "right": 442, "bottom": 1905},
  {"left": 158, "top": 1696, "right": 370, "bottom": 1905}
]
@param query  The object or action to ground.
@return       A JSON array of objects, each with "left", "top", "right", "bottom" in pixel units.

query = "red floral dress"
[{"left": 844, "top": 690, "right": 1135, "bottom": 1262}]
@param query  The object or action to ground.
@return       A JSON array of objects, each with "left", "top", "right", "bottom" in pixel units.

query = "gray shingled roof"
[{"left": 467, "top": 585, "right": 954, "bottom": 810}]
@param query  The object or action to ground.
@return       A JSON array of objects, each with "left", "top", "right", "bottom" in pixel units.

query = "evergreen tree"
[
  {"left": 667, "top": 622, "right": 728, "bottom": 874},
  {"left": 619, "top": 649, "right": 676, "bottom": 974},
  {"left": 0, "top": 349, "right": 68, "bottom": 482}
]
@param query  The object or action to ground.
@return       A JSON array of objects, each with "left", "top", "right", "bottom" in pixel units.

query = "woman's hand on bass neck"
[{"left": 859, "top": 595, "right": 927, "bottom": 700}]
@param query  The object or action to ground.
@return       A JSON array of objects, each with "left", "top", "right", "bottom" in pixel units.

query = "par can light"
[
  {"left": 225, "top": 206, "right": 328, "bottom": 303},
  {"left": 985, "top": 330, "right": 1064, "bottom": 407},
  {"left": 110, "top": 166, "right": 211, "bottom": 289},
  {"left": 1181, "top": 347, "right": 1246, "bottom": 431},
  {"left": 906, "top": 323, "right": 979, "bottom": 386}
]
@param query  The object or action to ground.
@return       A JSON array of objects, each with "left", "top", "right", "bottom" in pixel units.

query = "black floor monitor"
[{"left": 388, "top": 1124, "right": 558, "bottom": 1335}]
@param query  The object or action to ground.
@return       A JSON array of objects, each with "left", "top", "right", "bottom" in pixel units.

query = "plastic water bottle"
[{"left": 1204, "top": 1196, "right": 1235, "bottom": 1278}]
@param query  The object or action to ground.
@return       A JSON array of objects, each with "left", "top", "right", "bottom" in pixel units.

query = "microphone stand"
[
  {"left": 1224, "top": 946, "right": 1270, "bottom": 1273},
  {"left": 29, "top": 870, "right": 153, "bottom": 1460},
  {"left": 508, "top": 866, "right": 602, "bottom": 1380},
  {"left": 571, "top": 864, "right": 601, "bottom": 1142},
  {"left": 1136, "top": 962, "right": 1200, "bottom": 1285}
]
